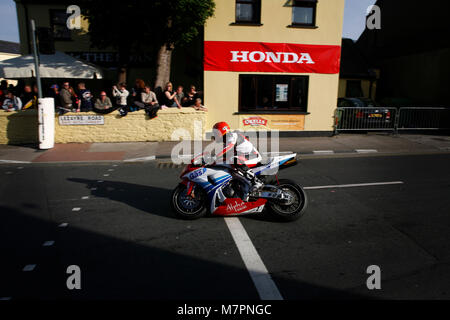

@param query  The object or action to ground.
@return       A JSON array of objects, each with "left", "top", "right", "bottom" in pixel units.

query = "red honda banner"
[{"left": 204, "top": 41, "right": 341, "bottom": 74}]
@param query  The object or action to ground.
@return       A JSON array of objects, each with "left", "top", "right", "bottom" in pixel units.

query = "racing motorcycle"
[{"left": 171, "top": 153, "right": 308, "bottom": 221}]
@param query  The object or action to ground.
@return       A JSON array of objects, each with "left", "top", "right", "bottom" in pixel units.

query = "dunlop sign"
[{"left": 59, "top": 115, "right": 105, "bottom": 125}]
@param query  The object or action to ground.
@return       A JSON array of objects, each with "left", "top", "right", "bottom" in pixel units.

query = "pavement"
[
  {"left": 0, "top": 152, "right": 449, "bottom": 299},
  {"left": 1, "top": 133, "right": 450, "bottom": 164}
]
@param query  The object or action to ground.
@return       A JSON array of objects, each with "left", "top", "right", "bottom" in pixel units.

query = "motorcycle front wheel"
[
  {"left": 171, "top": 184, "right": 208, "bottom": 220},
  {"left": 267, "top": 179, "right": 308, "bottom": 222}
]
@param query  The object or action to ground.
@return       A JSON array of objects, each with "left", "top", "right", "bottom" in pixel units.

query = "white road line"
[
  {"left": 262, "top": 151, "right": 293, "bottom": 155},
  {"left": 355, "top": 149, "right": 378, "bottom": 153},
  {"left": 91, "top": 187, "right": 97, "bottom": 191},
  {"left": 224, "top": 217, "right": 283, "bottom": 300},
  {"left": 0, "top": 160, "right": 30, "bottom": 164},
  {"left": 97, "top": 180, "right": 103, "bottom": 183},
  {"left": 313, "top": 150, "right": 334, "bottom": 154},
  {"left": 42, "top": 240, "right": 55, "bottom": 247},
  {"left": 103, "top": 174, "right": 110, "bottom": 177},
  {"left": 108, "top": 169, "right": 114, "bottom": 171},
  {"left": 23, "top": 264, "right": 36, "bottom": 272},
  {"left": 0, "top": 297, "right": 11, "bottom": 300},
  {"left": 72, "top": 207, "right": 81, "bottom": 211},
  {"left": 124, "top": 155, "right": 156, "bottom": 162},
  {"left": 5, "top": 171, "right": 13, "bottom": 174},
  {"left": 82, "top": 196, "right": 89, "bottom": 199},
  {"left": 304, "top": 181, "right": 404, "bottom": 190},
  {"left": 58, "top": 223, "right": 68, "bottom": 228}
]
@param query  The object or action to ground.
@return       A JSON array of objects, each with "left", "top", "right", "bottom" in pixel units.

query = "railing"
[{"left": 334, "top": 107, "right": 450, "bottom": 134}]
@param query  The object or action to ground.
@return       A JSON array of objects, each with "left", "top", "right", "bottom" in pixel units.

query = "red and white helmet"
[{"left": 212, "top": 122, "right": 231, "bottom": 140}]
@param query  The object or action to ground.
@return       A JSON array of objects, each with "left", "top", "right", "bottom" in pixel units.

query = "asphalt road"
[{"left": 0, "top": 153, "right": 449, "bottom": 300}]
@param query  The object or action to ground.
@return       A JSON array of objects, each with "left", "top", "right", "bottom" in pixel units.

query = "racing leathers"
[{"left": 215, "top": 130, "right": 263, "bottom": 192}]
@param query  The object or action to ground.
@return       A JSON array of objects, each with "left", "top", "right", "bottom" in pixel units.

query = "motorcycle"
[{"left": 171, "top": 153, "right": 308, "bottom": 221}]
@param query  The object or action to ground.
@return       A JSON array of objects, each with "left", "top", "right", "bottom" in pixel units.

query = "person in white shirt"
[
  {"left": 112, "top": 83, "right": 129, "bottom": 116},
  {"left": 2, "top": 91, "right": 22, "bottom": 112}
]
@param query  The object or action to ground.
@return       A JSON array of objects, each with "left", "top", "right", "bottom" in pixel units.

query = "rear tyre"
[
  {"left": 267, "top": 179, "right": 308, "bottom": 222},
  {"left": 171, "top": 184, "right": 207, "bottom": 220}
]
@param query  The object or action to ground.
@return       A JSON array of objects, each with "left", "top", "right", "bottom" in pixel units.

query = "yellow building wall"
[
  {"left": 204, "top": 0, "right": 345, "bottom": 132},
  {"left": 0, "top": 109, "right": 206, "bottom": 144}
]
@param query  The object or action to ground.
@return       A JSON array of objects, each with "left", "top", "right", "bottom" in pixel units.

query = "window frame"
[
  {"left": 290, "top": 0, "right": 318, "bottom": 28},
  {"left": 238, "top": 74, "right": 309, "bottom": 113},
  {"left": 234, "top": 0, "right": 262, "bottom": 25},
  {"left": 49, "top": 9, "right": 72, "bottom": 41}
]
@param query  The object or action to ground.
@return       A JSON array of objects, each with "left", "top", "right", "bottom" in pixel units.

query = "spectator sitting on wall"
[
  {"left": 20, "top": 85, "right": 35, "bottom": 109},
  {"left": 175, "top": 85, "right": 186, "bottom": 106},
  {"left": 77, "top": 82, "right": 93, "bottom": 112},
  {"left": 185, "top": 85, "right": 198, "bottom": 106},
  {"left": 2, "top": 91, "right": 22, "bottom": 112},
  {"left": 0, "top": 80, "right": 7, "bottom": 91},
  {"left": 48, "top": 84, "right": 61, "bottom": 109},
  {"left": 141, "top": 85, "right": 160, "bottom": 119},
  {"left": 94, "top": 91, "right": 112, "bottom": 110},
  {"left": 190, "top": 97, "right": 208, "bottom": 112},
  {"left": 69, "top": 86, "right": 80, "bottom": 112},
  {"left": 59, "top": 82, "right": 73, "bottom": 112},
  {"left": 161, "top": 82, "right": 182, "bottom": 109},
  {"left": 112, "top": 83, "right": 130, "bottom": 117},
  {"left": 132, "top": 79, "right": 146, "bottom": 101}
]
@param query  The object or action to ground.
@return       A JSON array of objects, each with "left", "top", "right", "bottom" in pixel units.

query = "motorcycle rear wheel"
[
  {"left": 267, "top": 179, "right": 308, "bottom": 222},
  {"left": 171, "top": 184, "right": 208, "bottom": 220}
]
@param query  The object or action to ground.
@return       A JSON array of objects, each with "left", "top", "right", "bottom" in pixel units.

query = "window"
[
  {"left": 50, "top": 9, "right": 71, "bottom": 40},
  {"left": 346, "top": 80, "right": 363, "bottom": 97},
  {"left": 239, "top": 75, "right": 309, "bottom": 112},
  {"left": 291, "top": 0, "right": 317, "bottom": 27},
  {"left": 235, "top": 0, "right": 261, "bottom": 24}
]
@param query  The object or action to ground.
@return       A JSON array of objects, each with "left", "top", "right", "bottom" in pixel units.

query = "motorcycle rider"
[{"left": 211, "top": 121, "right": 264, "bottom": 192}]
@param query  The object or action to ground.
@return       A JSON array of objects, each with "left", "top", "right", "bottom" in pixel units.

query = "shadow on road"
[
  {"left": 68, "top": 177, "right": 178, "bottom": 220},
  {"left": 0, "top": 204, "right": 369, "bottom": 300}
]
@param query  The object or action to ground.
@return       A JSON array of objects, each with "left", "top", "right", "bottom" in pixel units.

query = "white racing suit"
[{"left": 215, "top": 131, "right": 263, "bottom": 191}]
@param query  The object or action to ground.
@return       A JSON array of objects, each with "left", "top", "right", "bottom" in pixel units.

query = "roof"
[
  {"left": 0, "top": 40, "right": 20, "bottom": 55},
  {"left": 340, "top": 38, "right": 376, "bottom": 79}
]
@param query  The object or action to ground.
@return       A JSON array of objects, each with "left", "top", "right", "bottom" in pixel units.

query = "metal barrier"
[
  {"left": 334, "top": 107, "right": 450, "bottom": 134},
  {"left": 334, "top": 107, "right": 397, "bottom": 133}
]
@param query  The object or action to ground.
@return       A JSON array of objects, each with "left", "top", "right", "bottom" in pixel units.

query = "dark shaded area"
[
  {"left": 68, "top": 178, "right": 177, "bottom": 220},
  {"left": 5, "top": 110, "right": 38, "bottom": 144},
  {"left": 0, "top": 203, "right": 366, "bottom": 300}
]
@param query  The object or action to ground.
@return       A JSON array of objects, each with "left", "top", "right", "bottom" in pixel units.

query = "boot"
[{"left": 245, "top": 169, "right": 264, "bottom": 192}]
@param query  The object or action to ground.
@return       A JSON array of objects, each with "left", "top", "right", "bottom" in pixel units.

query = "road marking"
[
  {"left": 42, "top": 240, "right": 55, "bottom": 247},
  {"left": 124, "top": 155, "right": 156, "bottom": 162},
  {"left": 23, "top": 264, "right": 36, "bottom": 272},
  {"left": 224, "top": 217, "right": 283, "bottom": 300},
  {"left": 108, "top": 169, "right": 114, "bottom": 171},
  {"left": 97, "top": 180, "right": 103, "bottom": 183},
  {"left": 0, "top": 297, "right": 11, "bottom": 300},
  {"left": 103, "top": 174, "right": 110, "bottom": 177},
  {"left": 58, "top": 223, "right": 68, "bottom": 228},
  {"left": 0, "top": 160, "right": 30, "bottom": 164},
  {"left": 355, "top": 149, "right": 378, "bottom": 153},
  {"left": 262, "top": 151, "right": 293, "bottom": 155},
  {"left": 17, "top": 167, "right": 24, "bottom": 169},
  {"left": 304, "top": 181, "right": 404, "bottom": 190},
  {"left": 82, "top": 196, "right": 89, "bottom": 199},
  {"left": 72, "top": 207, "right": 81, "bottom": 211},
  {"left": 91, "top": 187, "right": 97, "bottom": 191},
  {"left": 313, "top": 150, "right": 334, "bottom": 154}
]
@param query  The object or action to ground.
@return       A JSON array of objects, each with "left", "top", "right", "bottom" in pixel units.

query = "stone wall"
[{"left": 0, "top": 108, "right": 207, "bottom": 144}]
